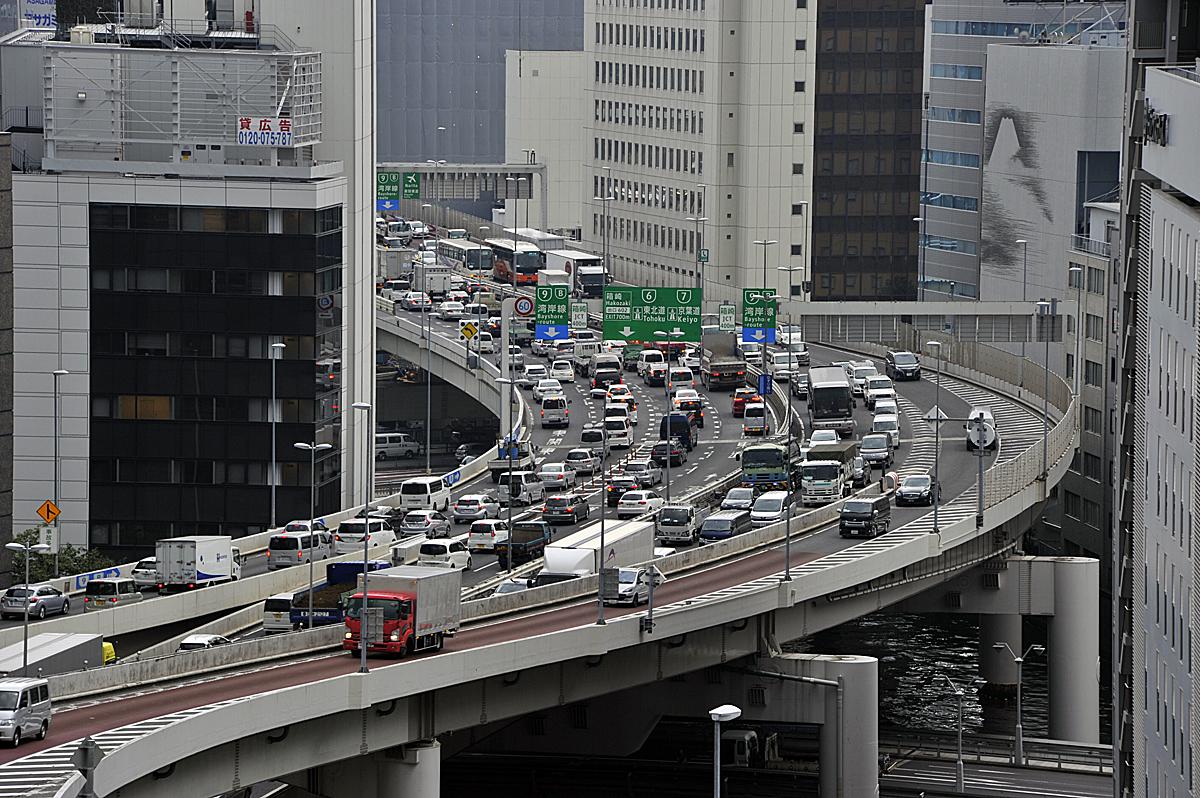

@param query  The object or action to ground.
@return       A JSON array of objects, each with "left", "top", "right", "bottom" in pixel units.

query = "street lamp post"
[
  {"left": 269, "top": 342, "right": 286, "bottom": 529},
  {"left": 497, "top": 378, "right": 516, "bottom": 575},
  {"left": 914, "top": 216, "right": 925, "bottom": 299},
  {"left": 752, "top": 239, "right": 778, "bottom": 293},
  {"left": 425, "top": 156, "right": 447, "bottom": 202},
  {"left": 992, "top": 642, "right": 1045, "bottom": 765},
  {"left": 294, "top": 441, "right": 333, "bottom": 629},
  {"left": 687, "top": 214, "right": 708, "bottom": 290},
  {"left": 1017, "top": 239, "right": 1029, "bottom": 367},
  {"left": 1068, "top": 266, "right": 1083, "bottom": 395},
  {"left": 940, "top": 674, "right": 973, "bottom": 793},
  {"left": 419, "top": 256, "right": 433, "bottom": 475},
  {"left": 709, "top": 704, "right": 742, "bottom": 797},
  {"left": 927, "top": 341, "right": 943, "bottom": 535},
  {"left": 594, "top": 187, "right": 615, "bottom": 290},
  {"left": 1036, "top": 300, "right": 1053, "bottom": 479},
  {"left": 776, "top": 265, "right": 805, "bottom": 581},
  {"left": 351, "top": 401, "right": 373, "bottom": 674},
  {"left": 4, "top": 541, "right": 50, "bottom": 676},
  {"left": 655, "top": 330, "right": 685, "bottom": 502},
  {"left": 51, "top": 368, "right": 68, "bottom": 577}
]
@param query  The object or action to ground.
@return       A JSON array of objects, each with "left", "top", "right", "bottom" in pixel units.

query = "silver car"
[
  {"left": 0, "top": 585, "right": 69, "bottom": 620},
  {"left": 0, "top": 678, "right": 51, "bottom": 746},
  {"left": 399, "top": 510, "right": 452, "bottom": 538},
  {"left": 451, "top": 493, "right": 499, "bottom": 523},
  {"left": 537, "top": 463, "right": 577, "bottom": 491},
  {"left": 720, "top": 487, "right": 755, "bottom": 511},
  {"left": 564, "top": 447, "right": 599, "bottom": 475},
  {"left": 622, "top": 459, "right": 663, "bottom": 486}
]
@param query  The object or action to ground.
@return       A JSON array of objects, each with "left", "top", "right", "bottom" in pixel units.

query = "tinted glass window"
[
  {"left": 85, "top": 581, "right": 117, "bottom": 596},
  {"left": 270, "top": 536, "right": 300, "bottom": 550}
]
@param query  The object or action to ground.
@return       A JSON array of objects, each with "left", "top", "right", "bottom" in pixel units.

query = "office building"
[
  {"left": 1116, "top": 9, "right": 1200, "bottom": 791},
  {"left": 377, "top": 0, "right": 584, "bottom": 164},
  {"left": 920, "top": 0, "right": 1123, "bottom": 299},
  {"left": 1, "top": 0, "right": 375, "bottom": 552},
  {"left": 582, "top": 0, "right": 925, "bottom": 302}
]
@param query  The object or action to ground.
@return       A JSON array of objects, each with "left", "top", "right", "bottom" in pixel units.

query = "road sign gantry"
[{"left": 602, "top": 286, "right": 702, "bottom": 342}]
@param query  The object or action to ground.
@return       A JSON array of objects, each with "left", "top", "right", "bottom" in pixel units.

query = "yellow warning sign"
[
  {"left": 36, "top": 500, "right": 60, "bottom": 525},
  {"left": 460, "top": 322, "right": 478, "bottom": 340}
]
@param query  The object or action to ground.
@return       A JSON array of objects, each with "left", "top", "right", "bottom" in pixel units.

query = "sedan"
[
  {"left": 452, "top": 493, "right": 499, "bottom": 523},
  {"left": 417, "top": 540, "right": 472, "bottom": 570},
  {"left": 177, "top": 634, "right": 231, "bottom": 652},
  {"left": 808, "top": 430, "right": 841, "bottom": 447},
  {"left": 0, "top": 585, "right": 70, "bottom": 620},
  {"left": 616, "top": 490, "right": 666, "bottom": 519},
  {"left": 519, "top": 365, "right": 548, "bottom": 389},
  {"left": 606, "top": 384, "right": 633, "bottom": 402},
  {"left": 650, "top": 438, "right": 687, "bottom": 467},
  {"left": 494, "top": 578, "right": 531, "bottom": 596},
  {"left": 533, "top": 379, "right": 565, "bottom": 402},
  {"left": 896, "top": 474, "right": 941, "bottom": 506},
  {"left": 131, "top": 557, "right": 158, "bottom": 590},
  {"left": 400, "top": 292, "right": 432, "bottom": 311},
  {"left": 549, "top": 360, "right": 575, "bottom": 382},
  {"left": 538, "top": 463, "right": 578, "bottom": 491},
  {"left": 436, "top": 301, "right": 464, "bottom": 320},
  {"left": 790, "top": 374, "right": 810, "bottom": 400},
  {"left": 622, "top": 458, "right": 663, "bottom": 486},
  {"left": 606, "top": 475, "right": 641, "bottom": 506},
  {"left": 564, "top": 447, "right": 599, "bottom": 475},
  {"left": 542, "top": 493, "right": 592, "bottom": 525},
  {"left": 399, "top": 510, "right": 452, "bottom": 538},
  {"left": 720, "top": 487, "right": 755, "bottom": 511}
]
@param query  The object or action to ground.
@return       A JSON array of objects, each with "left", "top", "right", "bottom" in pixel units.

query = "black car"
[
  {"left": 650, "top": 438, "right": 687, "bottom": 467},
  {"left": 850, "top": 456, "right": 870, "bottom": 488},
  {"left": 790, "top": 373, "right": 810, "bottom": 400},
  {"left": 606, "top": 475, "right": 641, "bottom": 506},
  {"left": 542, "top": 493, "right": 592, "bottom": 524},
  {"left": 885, "top": 350, "right": 922, "bottom": 381},
  {"left": 676, "top": 397, "right": 705, "bottom": 428},
  {"left": 593, "top": 368, "right": 622, "bottom": 390},
  {"left": 895, "top": 475, "right": 940, "bottom": 506}
]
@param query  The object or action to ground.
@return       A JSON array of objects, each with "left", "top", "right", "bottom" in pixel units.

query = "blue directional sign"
[
  {"left": 535, "top": 324, "right": 568, "bottom": 340},
  {"left": 742, "top": 288, "right": 777, "bottom": 344},
  {"left": 757, "top": 373, "right": 774, "bottom": 397},
  {"left": 376, "top": 198, "right": 398, "bottom": 212}
]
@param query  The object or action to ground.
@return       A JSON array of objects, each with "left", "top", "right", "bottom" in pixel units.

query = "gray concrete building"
[
  {"left": 920, "top": 0, "right": 1123, "bottom": 300},
  {"left": 377, "top": 0, "right": 584, "bottom": 164}
]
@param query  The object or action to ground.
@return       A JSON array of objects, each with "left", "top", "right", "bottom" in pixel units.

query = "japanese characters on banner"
[
  {"left": 236, "top": 116, "right": 294, "bottom": 147},
  {"left": 20, "top": 0, "right": 56, "bottom": 27}
]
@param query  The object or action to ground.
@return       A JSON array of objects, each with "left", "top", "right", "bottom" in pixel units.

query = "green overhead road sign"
[
  {"left": 742, "top": 288, "right": 777, "bottom": 344},
  {"left": 402, "top": 172, "right": 421, "bottom": 199},
  {"left": 602, "top": 286, "right": 702, "bottom": 342},
  {"left": 535, "top": 285, "right": 571, "bottom": 340},
  {"left": 376, "top": 172, "right": 400, "bottom": 201}
]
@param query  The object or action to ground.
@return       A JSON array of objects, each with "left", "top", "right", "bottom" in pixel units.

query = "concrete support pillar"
[
  {"left": 376, "top": 740, "right": 442, "bottom": 798},
  {"left": 980, "top": 613, "right": 1021, "bottom": 694},
  {"left": 1049, "top": 557, "right": 1100, "bottom": 742}
]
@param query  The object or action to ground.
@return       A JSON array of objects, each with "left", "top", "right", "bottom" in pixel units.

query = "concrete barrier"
[
  {"left": 131, "top": 601, "right": 269, "bottom": 661},
  {"left": 49, "top": 625, "right": 344, "bottom": 701}
]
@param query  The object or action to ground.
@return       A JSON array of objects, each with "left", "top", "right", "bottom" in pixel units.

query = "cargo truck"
[
  {"left": 155, "top": 536, "right": 241, "bottom": 592},
  {"left": 701, "top": 333, "right": 748, "bottom": 390},
  {"left": 0, "top": 633, "right": 106, "bottom": 677},
  {"left": 342, "top": 565, "right": 463, "bottom": 656},
  {"left": 544, "top": 249, "right": 607, "bottom": 297},
  {"left": 799, "top": 441, "right": 859, "bottom": 506},
  {"left": 534, "top": 520, "right": 654, "bottom": 584},
  {"left": 488, "top": 438, "right": 536, "bottom": 483},
  {"left": 537, "top": 269, "right": 571, "bottom": 288}
]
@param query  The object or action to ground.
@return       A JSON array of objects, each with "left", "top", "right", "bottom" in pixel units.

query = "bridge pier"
[
  {"left": 1048, "top": 557, "right": 1099, "bottom": 742},
  {"left": 979, "top": 613, "right": 1022, "bottom": 695},
  {"left": 306, "top": 740, "right": 441, "bottom": 798}
]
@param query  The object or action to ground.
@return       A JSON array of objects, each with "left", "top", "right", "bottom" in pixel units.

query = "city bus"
[
  {"left": 436, "top": 238, "right": 495, "bottom": 276},
  {"left": 808, "top": 366, "right": 856, "bottom": 438},
  {"left": 485, "top": 238, "right": 542, "bottom": 286}
]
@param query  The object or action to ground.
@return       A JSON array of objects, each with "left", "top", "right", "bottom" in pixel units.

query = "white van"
[
  {"left": 765, "top": 349, "right": 799, "bottom": 382},
  {"left": 267, "top": 530, "right": 332, "bottom": 570},
  {"left": 399, "top": 475, "right": 452, "bottom": 510},
  {"left": 604, "top": 416, "right": 633, "bottom": 449},
  {"left": 540, "top": 394, "right": 570, "bottom": 428},
  {"left": 497, "top": 471, "right": 546, "bottom": 506},
  {"left": 375, "top": 432, "right": 421, "bottom": 461},
  {"left": 334, "top": 517, "right": 397, "bottom": 555},
  {"left": 871, "top": 413, "right": 901, "bottom": 448},
  {"left": 0, "top": 678, "right": 51, "bottom": 746},
  {"left": 637, "top": 348, "right": 666, "bottom": 376},
  {"left": 263, "top": 592, "right": 296, "bottom": 634},
  {"left": 750, "top": 491, "right": 791, "bottom": 527}
]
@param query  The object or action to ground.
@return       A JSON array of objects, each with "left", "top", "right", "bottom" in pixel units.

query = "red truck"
[{"left": 342, "top": 565, "right": 462, "bottom": 657}]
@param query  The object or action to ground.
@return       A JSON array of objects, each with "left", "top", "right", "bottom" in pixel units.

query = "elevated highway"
[{"left": 0, "top": 307, "right": 1078, "bottom": 797}]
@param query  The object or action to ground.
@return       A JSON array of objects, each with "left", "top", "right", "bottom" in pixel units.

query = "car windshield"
[
  {"left": 853, "top": 367, "right": 876, "bottom": 380},
  {"left": 403, "top": 512, "right": 430, "bottom": 524},
  {"left": 704, "top": 520, "right": 733, "bottom": 532},
  {"left": 625, "top": 462, "right": 648, "bottom": 472},
  {"left": 542, "top": 465, "right": 564, "bottom": 474},
  {"left": 802, "top": 464, "right": 841, "bottom": 480},
  {"left": 546, "top": 497, "right": 571, "bottom": 508},
  {"left": 567, "top": 451, "right": 590, "bottom": 461},
  {"left": 618, "top": 570, "right": 638, "bottom": 584},
  {"left": 512, "top": 522, "right": 546, "bottom": 535},
  {"left": 85, "top": 581, "right": 117, "bottom": 596},
  {"left": 604, "top": 420, "right": 627, "bottom": 431},
  {"left": 873, "top": 418, "right": 898, "bottom": 432},
  {"left": 904, "top": 477, "right": 932, "bottom": 489},
  {"left": 135, "top": 559, "right": 155, "bottom": 570},
  {"left": 867, "top": 378, "right": 891, "bottom": 390},
  {"left": 457, "top": 498, "right": 479, "bottom": 507},
  {"left": 496, "top": 581, "right": 526, "bottom": 594},
  {"left": 862, "top": 435, "right": 889, "bottom": 451},
  {"left": 264, "top": 597, "right": 292, "bottom": 612},
  {"left": 725, "top": 488, "right": 753, "bottom": 502},
  {"left": 4, "top": 588, "right": 31, "bottom": 598},
  {"left": 754, "top": 498, "right": 783, "bottom": 512},
  {"left": 659, "top": 507, "right": 690, "bottom": 523},
  {"left": 400, "top": 482, "right": 431, "bottom": 495},
  {"left": 744, "top": 406, "right": 765, "bottom": 418},
  {"left": 843, "top": 500, "right": 874, "bottom": 514},
  {"left": 893, "top": 353, "right": 918, "bottom": 365},
  {"left": 178, "top": 641, "right": 210, "bottom": 651},
  {"left": 742, "top": 448, "right": 784, "bottom": 467}
]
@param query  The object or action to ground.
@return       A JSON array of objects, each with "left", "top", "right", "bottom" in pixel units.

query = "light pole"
[
  {"left": 992, "top": 642, "right": 1045, "bottom": 765},
  {"left": 927, "top": 340, "right": 943, "bottom": 535},
  {"left": 351, "top": 401, "right": 373, "bottom": 674},
  {"left": 1037, "top": 300, "right": 1053, "bottom": 480},
  {"left": 752, "top": 239, "right": 778, "bottom": 292},
  {"left": 914, "top": 214, "right": 926, "bottom": 300},
  {"left": 655, "top": 329, "right": 685, "bottom": 502},
  {"left": 940, "top": 674, "right": 971, "bottom": 793},
  {"left": 777, "top": 266, "right": 805, "bottom": 581},
  {"left": 269, "top": 342, "right": 286, "bottom": 529},
  {"left": 5, "top": 541, "right": 50, "bottom": 676},
  {"left": 793, "top": 201, "right": 809, "bottom": 298},
  {"left": 51, "top": 368, "right": 68, "bottom": 577},
  {"left": 420, "top": 254, "right": 432, "bottom": 475},
  {"left": 294, "top": 441, "right": 332, "bottom": 629},
  {"left": 1017, "top": 239, "right": 1029, "bottom": 366},
  {"left": 687, "top": 214, "right": 708, "bottom": 290},
  {"left": 1068, "top": 266, "right": 1083, "bottom": 395},
  {"left": 594, "top": 184, "right": 615, "bottom": 289},
  {"left": 710, "top": 704, "right": 742, "bottom": 797},
  {"left": 497, "top": 378, "right": 516, "bottom": 574},
  {"left": 425, "top": 156, "right": 447, "bottom": 202},
  {"left": 597, "top": 462, "right": 609, "bottom": 625}
]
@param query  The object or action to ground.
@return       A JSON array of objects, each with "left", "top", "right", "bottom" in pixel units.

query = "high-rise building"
[
  {"left": 1117, "top": 0, "right": 1200, "bottom": 789},
  {"left": 920, "top": 0, "right": 1123, "bottom": 300},
  {"left": 582, "top": 1, "right": 924, "bottom": 302},
  {"left": 0, "top": 0, "right": 375, "bottom": 552}
]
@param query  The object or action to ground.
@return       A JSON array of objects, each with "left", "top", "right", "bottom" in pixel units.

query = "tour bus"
[
  {"left": 437, "top": 238, "right": 495, "bottom": 276},
  {"left": 486, "top": 238, "right": 542, "bottom": 286}
]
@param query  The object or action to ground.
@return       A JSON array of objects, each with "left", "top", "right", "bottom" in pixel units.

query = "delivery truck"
[
  {"left": 0, "top": 633, "right": 106, "bottom": 677},
  {"left": 544, "top": 249, "right": 607, "bottom": 298},
  {"left": 701, "top": 333, "right": 748, "bottom": 390},
  {"left": 537, "top": 269, "right": 571, "bottom": 288},
  {"left": 343, "top": 566, "right": 462, "bottom": 656},
  {"left": 155, "top": 536, "right": 241, "bottom": 592},
  {"left": 535, "top": 520, "right": 654, "bottom": 584}
]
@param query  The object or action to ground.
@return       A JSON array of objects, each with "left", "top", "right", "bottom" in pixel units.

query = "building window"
[
  {"left": 1083, "top": 405, "right": 1102, "bottom": 433},
  {"left": 794, "top": 81, "right": 806, "bottom": 92},
  {"left": 792, "top": 163, "right": 804, "bottom": 175},
  {"left": 926, "top": 106, "right": 983, "bottom": 124},
  {"left": 1084, "top": 359, "right": 1103, "bottom": 387},
  {"left": 791, "top": 204, "right": 808, "bottom": 215},
  {"left": 1085, "top": 313, "right": 1104, "bottom": 341},
  {"left": 920, "top": 192, "right": 978, "bottom": 212},
  {"left": 1083, "top": 452, "right": 1104, "bottom": 482},
  {"left": 1087, "top": 266, "right": 1105, "bottom": 294},
  {"left": 924, "top": 149, "right": 982, "bottom": 168},
  {"left": 796, "top": 39, "right": 807, "bottom": 50},
  {"left": 793, "top": 122, "right": 804, "bottom": 134},
  {"left": 930, "top": 63, "right": 984, "bottom": 80},
  {"left": 920, "top": 234, "right": 978, "bottom": 256}
]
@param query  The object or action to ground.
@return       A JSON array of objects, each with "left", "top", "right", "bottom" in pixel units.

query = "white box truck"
[
  {"left": 545, "top": 249, "right": 607, "bottom": 298},
  {"left": 155, "top": 536, "right": 242, "bottom": 592},
  {"left": 537, "top": 269, "right": 571, "bottom": 288},
  {"left": 537, "top": 520, "right": 655, "bottom": 582},
  {"left": 0, "top": 633, "right": 105, "bottom": 677},
  {"left": 344, "top": 565, "right": 462, "bottom": 655}
]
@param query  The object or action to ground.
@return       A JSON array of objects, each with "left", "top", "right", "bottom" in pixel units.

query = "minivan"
[
  {"left": 750, "top": 490, "right": 791, "bottom": 527},
  {"left": 604, "top": 417, "right": 633, "bottom": 449},
  {"left": 742, "top": 403, "right": 769, "bottom": 436},
  {"left": 540, "top": 395, "right": 570, "bottom": 428},
  {"left": 637, "top": 349, "right": 666, "bottom": 376},
  {"left": 0, "top": 678, "right": 51, "bottom": 746},
  {"left": 659, "top": 412, "right": 698, "bottom": 450},
  {"left": 399, "top": 475, "right": 452, "bottom": 510},
  {"left": 376, "top": 432, "right": 421, "bottom": 461},
  {"left": 839, "top": 494, "right": 892, "bottom": 538},
  {"left": 580, "top": 423, "right": 610, "bottom": 459},
  {"left": 263, "top": 592, "right": 297, "bottom": 634},
  {"left": 699, "top": 510, "right": 753, "bottom": 544},
  {"left": 82, "top": 578, "right": 144, "bottom": 612},
  {"left": 497, "top": 471, "right": 546, "bottom": 506},
  {"left": 267, "top": 530, "right": 332, "bottom": 570},
  {"left": 334, "top": 518, "right": 397, "bottom": 555}
]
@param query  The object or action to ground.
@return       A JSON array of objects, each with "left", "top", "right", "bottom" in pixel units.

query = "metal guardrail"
[{"left": 880, "top": 729, "right": 1113, "bottom": 773}]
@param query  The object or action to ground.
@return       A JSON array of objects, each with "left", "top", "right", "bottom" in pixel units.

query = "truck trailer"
[
  {"left": 155, "top": 536, "right": 241, "bottom": 592},
  {"left": 0, "top": 633, "right": 105, "bottom": 677},
  {"left": 343, "top": 566, "right": 462, "bottom": 656},
  {"left": 537, "top": 520, "right": 654, "bottom": 581}
]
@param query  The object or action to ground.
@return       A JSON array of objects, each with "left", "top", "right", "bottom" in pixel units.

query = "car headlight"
[
  {"left": 0, "top": 721, "right": 11, "bottom": 726},
  {"left": 390, "top": 630, "right": 400, "bottom": 642},
  {"left": 344, "top": 632, "right": 352, "bottom": 639}
]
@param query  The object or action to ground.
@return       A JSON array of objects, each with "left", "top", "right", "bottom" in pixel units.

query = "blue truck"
[{"left": 289, "top": 560, "right": 391, "bottom": 628}]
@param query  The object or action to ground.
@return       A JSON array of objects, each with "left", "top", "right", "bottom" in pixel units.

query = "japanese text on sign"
[
  {"left": 602, "top": 287, "right": 702, "bottom": 341},
  {"left": 236, "top": 117, "right": 294, "bottom": 147}
]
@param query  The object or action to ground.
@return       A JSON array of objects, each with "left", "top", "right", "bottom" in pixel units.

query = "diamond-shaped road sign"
[
  {"left": 924, "top": 405, "right": 949, "bottom": 423},
  {"left": 460, "top": 321, "right": 478, "bottom": 340}
]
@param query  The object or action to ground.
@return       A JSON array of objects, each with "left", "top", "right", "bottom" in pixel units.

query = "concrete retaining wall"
[{"left": 132, "top": 601, "right": 269, "bottom": 662}]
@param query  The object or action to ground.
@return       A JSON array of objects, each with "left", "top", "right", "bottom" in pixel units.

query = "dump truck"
[
  {"left": 701, "top": 333, "right": 748, "bottom": 390},
  {"left": 0, "top": 633, "right": 106, "bottom": 677}
]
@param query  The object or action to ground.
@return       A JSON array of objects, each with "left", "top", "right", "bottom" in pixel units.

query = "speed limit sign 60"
[{"left": 514, "top": 296, "right": 535, "bottom": 316}]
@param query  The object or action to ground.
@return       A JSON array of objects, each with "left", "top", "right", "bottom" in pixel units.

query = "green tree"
[{"left": 9, "top": 528, "right": 116, "bottom": 585}]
